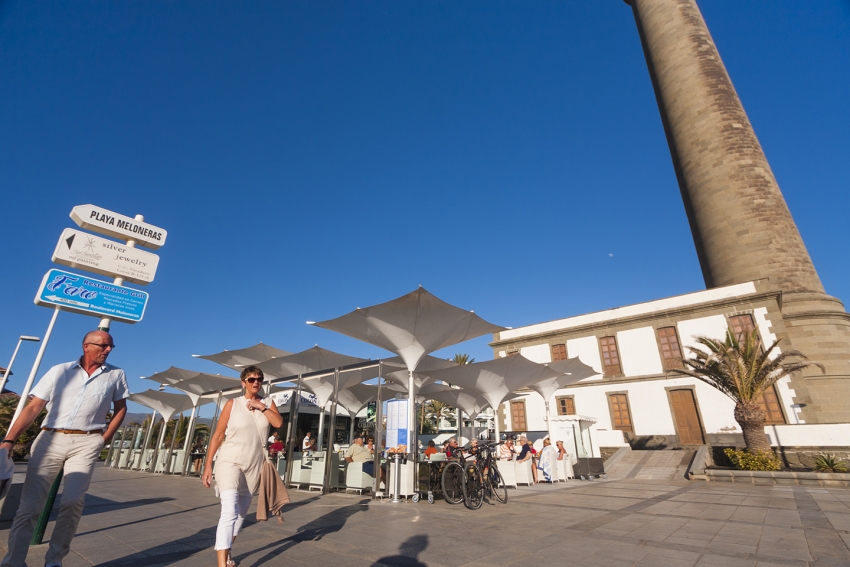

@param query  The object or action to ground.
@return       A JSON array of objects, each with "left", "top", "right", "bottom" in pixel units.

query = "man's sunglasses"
[{"left": 244, "top": 377, "right": 264, "bottom": 384}]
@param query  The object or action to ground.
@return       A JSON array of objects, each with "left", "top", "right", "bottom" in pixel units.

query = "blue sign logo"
[{"left": 35, "top": 269, "right": 149, "bottom": 323}]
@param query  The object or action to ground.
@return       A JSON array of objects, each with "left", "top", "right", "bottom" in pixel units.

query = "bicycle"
[
  {"left": 476, "top": 442, "right": 508, "bottom": 504},
  {"left": 441, "top": 447, "right": 477, "bottom": 505}
]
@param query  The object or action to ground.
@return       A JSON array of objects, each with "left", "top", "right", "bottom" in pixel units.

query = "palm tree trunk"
[{"left": 734, "top": 402, "right": 771, "bottom": 453}]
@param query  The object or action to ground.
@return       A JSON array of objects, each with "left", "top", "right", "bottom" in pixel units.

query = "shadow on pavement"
[
  {"left": 95, "top": 495, "right": 322, "bottom": 566},
  {"left": 371, "top": 534, "right": 429, "bottom": 567},
  {"left": 238, "top": 498, "right": 371, "bottom": 567}
]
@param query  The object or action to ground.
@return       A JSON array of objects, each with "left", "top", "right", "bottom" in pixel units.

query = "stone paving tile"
[{"left": 5, "top": 465, "right": 850, "bottom": 566}]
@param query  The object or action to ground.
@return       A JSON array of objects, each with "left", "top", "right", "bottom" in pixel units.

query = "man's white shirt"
[{"left": 31, "top": 360, "right": 129, "bottom": 431}]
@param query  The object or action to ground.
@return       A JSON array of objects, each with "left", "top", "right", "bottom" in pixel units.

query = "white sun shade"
[
  {"left": 193, "top": 343, "right": 292, "bottom": 371},
  {"left": 310, "top": 287, "right": 504, "bottom": 372},
  {"left": 424, "top": 355, "right": 560, "bottom": 411},
  {"left": 529, "top": 357, "right": 599, "bottom": 401},
  {"left": 129, "top": 389, "right": 212, "bottom": 422},
  {"left": 254, "top": 346, "right": 367, "bottom": 380}
]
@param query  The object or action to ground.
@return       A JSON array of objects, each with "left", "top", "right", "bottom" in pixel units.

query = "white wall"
[
  {"left": 520, "top": 343, "right": 551, "bottom": 364},
  {"left": 677, "top": 315, "right": 729, "bottom": 353},
  {"left": 617, "top": 326, "right": 664, "bottom": 377},
  {"left": 566, "top": 336, "right": 603, "bottom": 381},
  {"left": 765, "top": 424, "right": 850, "bottom": 447}
]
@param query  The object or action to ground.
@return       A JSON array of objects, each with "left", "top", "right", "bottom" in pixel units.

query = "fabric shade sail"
[
  {"left": 193, "top": 343, "right": 292, "bottom": 371},
  {"left": 310, "top": 287, "right": 504, "bottom": 372},
  {"left": 254, "top": 346, "right": 367, "bottom": 380},
  {"left": 335, "top": 383, "right": 384, "bottom": 416},
  {"left": 419, "top": 385, "right": 486, "bottom": 419},
  {"left": 530, "top": 357, "right": 598, "bottom": 401},
  {"left": 424, "top": 355, "right": 560, "bottom": 412},
  {"left": 128, "top": 390, "right": 211, "bottom": 422},
  {"left": 143, "top": 367, "right": 242, "bottom": 403},
  {"left": 382, "top": 355, "right": 458, "bottom": 390}
]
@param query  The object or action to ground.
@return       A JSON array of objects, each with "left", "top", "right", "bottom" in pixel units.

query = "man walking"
[{"left": 1, "top": 330, "right": 128, "bottom": 567}]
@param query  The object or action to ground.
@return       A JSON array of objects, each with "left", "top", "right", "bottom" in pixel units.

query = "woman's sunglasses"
[{"left": 244, "top": 377, "right": 264, "bottom": 384}]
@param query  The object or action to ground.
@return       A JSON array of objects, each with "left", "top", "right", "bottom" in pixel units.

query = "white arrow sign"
[
  {"left": 52, "top": 228, "right": 160, "bottom": 285},
  {"left": 70, "top": 204, "right": 167, "bottom": 249}
]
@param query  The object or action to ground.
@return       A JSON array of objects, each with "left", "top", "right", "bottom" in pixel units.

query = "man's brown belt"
[{"left": 42, "top": 428, "right": 104, "bottom": 435}]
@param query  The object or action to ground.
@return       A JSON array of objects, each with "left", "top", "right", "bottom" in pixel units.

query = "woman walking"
[{"left": 202, "top": 366, "right": 283, "bottom": 567}]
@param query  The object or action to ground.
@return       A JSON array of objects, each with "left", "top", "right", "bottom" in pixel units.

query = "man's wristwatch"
[{"left": 1, "top": 439, "right": 15, "bottom": 445}]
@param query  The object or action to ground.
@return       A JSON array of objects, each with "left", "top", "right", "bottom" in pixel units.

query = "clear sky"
[{"left": 2, "top": 1, "right": 848, "bottom": 419}]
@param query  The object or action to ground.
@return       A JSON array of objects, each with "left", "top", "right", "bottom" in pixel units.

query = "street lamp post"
[{"left": 0, "top": 336, "right": 41, "bottom": 394}]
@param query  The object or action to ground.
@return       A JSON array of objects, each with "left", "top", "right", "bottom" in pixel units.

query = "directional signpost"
[
  {"left": 19, "top": 204, "right": 167, "bottom": 546},
  {"left": 34, "top": 269, "right": 149, "bottom": 323},
  {"left": 70, "top": 204, "right": 168, "bottom": 249},
  {"left": 52, "top": 228, "right": 160, "bottom": 285}
]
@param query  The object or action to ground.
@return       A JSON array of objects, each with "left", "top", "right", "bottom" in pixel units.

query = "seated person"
[
  {"left": 270, "top": 438, "right": 284, "bottom": 456},
  {"left": 423, "top": 440, "right": 438, "bottom": 458},
  {"left": 366, "top": 436, "right": 376, "bottom": 455},
  {"left": 444, "top": 437, "right": 460, "bottom": 459},
  {"left": 467, "top": 439, "right": 480, "bottom": 456},
  {"left": 302, "top": 431, "right": 317, "bottom": 452},
  {"left": 555, "top": 440, "right": 568, "bottom": 460},
  {"left": 517, "top": 436, "right": 539, "bottom": 483},
  {"left": 498, "top": 438, "right": 516, "bottom": 461},
  {"left": 345, "top": 434, "right": 375, "bottom": 476}
]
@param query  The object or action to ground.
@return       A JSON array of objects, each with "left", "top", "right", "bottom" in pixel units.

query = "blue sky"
[{"left": 2, "top": 1, "right": 848, "bottom": 418}]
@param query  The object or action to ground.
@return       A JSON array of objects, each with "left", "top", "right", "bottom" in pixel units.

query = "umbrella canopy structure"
[
  {"left": 424, "top": 355, "right": 560, "bottom": 412},
  {"left": 128, "top": 390, "right": 210, "bottom": 422},
  {"left": 420, "top": 385, "right": 486, "bottom": 419},
  {"left": 310, "top": 287, "right": 503, "bottom": 452},
  {"left": 311, "top": 287, "right": 503, "bottom": 371},
  {"left": 193, "top": 343, "right": 292, "bottom": 371},
  {"left": 254, "top": 346, "right": 367, "bottom": 380},
  {"left": 382, "top": 355, "right": 458, "bottom": 390},
  {"left": 530, "top": 357, "right": 598, "bottom": 401}
]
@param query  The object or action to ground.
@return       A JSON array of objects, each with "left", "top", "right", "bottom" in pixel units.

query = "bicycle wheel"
[
  {"left": 489, "top": 463, "right": 508, "bottom": 504},
  {"left": 442, "top": 462, "right": 464, "bottom": 504},
  {"left": 462, "top": 463, "right": 484, "bottom": 510}
]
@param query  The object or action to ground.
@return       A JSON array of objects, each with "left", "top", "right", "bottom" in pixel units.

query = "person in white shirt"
[
  {"left": 302, "top": 431, "right": 316, "bottom": 451},
  {"left": 0, "top": 330, "right": 128, "bottom": 567}
]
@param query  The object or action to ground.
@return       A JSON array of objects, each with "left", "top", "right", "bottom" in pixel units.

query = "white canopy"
[
  {"left": 254, "top": 346, "right": 367, "bottom": 380},
  {"left": 420, "top": 385, "right": 486, "bottom": 419},
  {"left": 424, "top": 355, "right": 560, "bottom": 412},
  {"left": 382, "top": 355, "right": 458, "bottom": 390},
  {"left": 128, "top": 390, "right": 212, "bottom": 422},
  {"left": 193, "top": 342, "right": 292, "bottom": 371},
  {"left": 310, "top": 287, "right": 503, "bottom": 372},
  {"left": 144, "top": 367, "right": 242, "bottom": 404},
  {"left": 530, "top": 357, "right": 598, "bottom": 401}
]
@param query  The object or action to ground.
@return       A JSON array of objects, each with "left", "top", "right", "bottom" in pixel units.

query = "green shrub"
[
  {"left": 812, "top": 454, "right": 849, "bottom": 473},
  {"left": 723, "top": 448, "right": 781, "bottom": 471}
]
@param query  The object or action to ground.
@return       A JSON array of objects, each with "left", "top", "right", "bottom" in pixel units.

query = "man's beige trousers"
[{"left": 1, "top": 432, "right": 104, "bottom": 567}]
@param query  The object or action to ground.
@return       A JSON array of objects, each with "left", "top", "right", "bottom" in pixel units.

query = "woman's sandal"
[{"left": 226, "top": 552, "right": 237, "bottom": 567}]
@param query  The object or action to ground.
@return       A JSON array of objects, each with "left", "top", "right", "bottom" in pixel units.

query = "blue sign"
[{"left": 35, "top": 268, "right": 149, "bottom": 323}]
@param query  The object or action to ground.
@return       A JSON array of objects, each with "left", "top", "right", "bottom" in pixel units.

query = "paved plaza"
[{"left": 2, "top": 463, "right": 850, "bottom": 567}]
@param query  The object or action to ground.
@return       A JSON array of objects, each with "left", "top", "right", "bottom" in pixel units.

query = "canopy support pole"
[
  {"left": 149, "top": 418, "right": 168, "bottom": 473},
  {"left": 200, "top": 392, "right": 223, "bottom": 475},
  {"left": 123, "top": 425, "right": 140, "bottom": 469},
  {"left": 284, "top": 375, "right": 302, "bottom": 484},
  {"left": 180, "top": 403, "right": 199, "bottom": 476},
  {"left": 162, "top": 414, "right": 181, "bottom": 474},
  {"left": 317, "top": 403, "right": 326, "bottom": 451},
  {"left": 348, "top": 414, "right": 355, "bottom": 442},
  {"left": 136, "top": 411, "right": 157, "bottom": 471},
  {"left": 322, "top": 368, "right": 340, "bottom": 495},
  {"left": 494, "top": 404, "right": 500, "bottom": 441},
  {"left": 372, "top": 363, "right": 384, "bottom": 497}
]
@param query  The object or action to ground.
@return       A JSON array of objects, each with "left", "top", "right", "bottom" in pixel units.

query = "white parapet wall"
[
  {"left": 765, "top": 424, "right": 850, "bottom": 447},
  {"left": 596, "top": 429, "right": 629, "bottom": 447}
]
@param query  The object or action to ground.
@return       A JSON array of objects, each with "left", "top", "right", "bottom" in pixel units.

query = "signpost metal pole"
[
  {"left": 0, "top": 336, "right": 40, "bottom": 394},
  {"left": 11, "top": 307, "right": 59, "bottom": 426},
  {"left": 322, "top": 368, "right": 340, "bottom": 495}
]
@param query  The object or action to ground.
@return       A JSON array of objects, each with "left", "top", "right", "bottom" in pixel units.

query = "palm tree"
[
  {"left": 452, "top": 354, "right": 475, "bottom": 365},
  {"left": 0, "top": 395, "right": 48, "bottom": 460},
  {"left": 677, "top": 328, "right": 823, "bottom": 453},
  {"left": 423, "top": 399, "right": 454, "bottom": 431}
]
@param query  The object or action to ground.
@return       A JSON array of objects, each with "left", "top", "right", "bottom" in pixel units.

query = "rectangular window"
[
  {"left": 551, "top": 344, "right": 567, "bottom": 361},
  {"left": 608, "top": 393, "right": 633, "bottom": 433},
  {"left": 510, "top": 400, "right": 527, "bottom": 431},
  {"left": 599, "top": 336, "right": 622, "bottom": 376},
  {"left": 556, "top": 396, "right": 576, "bottom": 415},
  {"left": 756, "top": 385, "right": 786, "bottom": 425},
  {"left": 729, "top": 314, "right": 755, "bottom": 341},
  {"left": 657, "top": 326, "right": 684, "bottom": 370}
]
